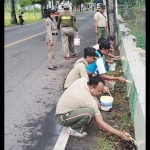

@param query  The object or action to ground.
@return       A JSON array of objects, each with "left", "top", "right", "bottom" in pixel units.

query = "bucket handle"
[
  {"left": 101, "top": 90, "right": 112, "bottom": 97},
  {"left": 76, "top": 34, "right": 79, "bottom": 38}
]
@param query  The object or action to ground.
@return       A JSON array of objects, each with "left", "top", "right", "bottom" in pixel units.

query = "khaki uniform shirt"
[
  {"left": 56, "top": 78, "right": 100, "bottom": 116},
  {"left": 57, "top": 12, "right": 78, "bottom": 32},
  {"left": 94, "top": 12, "right": 107, "bottom": 27},
  {"left": 64, "top": 57, "right": 89, "bottom": 89},
  {"left": 93, "top": 44, "right": 99, "bottom": 50},
  {"left": 45, "top": 17, "right": 57, "bottom": 42}
]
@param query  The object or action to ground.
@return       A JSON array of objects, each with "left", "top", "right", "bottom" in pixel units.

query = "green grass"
[
  {"left": 5, "top": 11, "right": 43, "bottom": 27},
  {"left": 130, "top": 28, "right": 146, "bottom": 50},
  {"left": 94, "top": 137, "right": 113, "bottom": 150},
  {"left": 4, "top": 8, "right": 88, "bottom": 27},
  {"left": 118, "top": 7, "right": 145, "bottom": 50}
]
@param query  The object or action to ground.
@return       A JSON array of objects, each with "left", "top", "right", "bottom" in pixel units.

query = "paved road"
[{"left": 5, "top": 10, "right": 97, "bottom": 150}]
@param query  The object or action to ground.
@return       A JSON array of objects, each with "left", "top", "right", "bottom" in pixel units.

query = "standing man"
[
  {"left": 55, "top": 75, "right": 131, "bottom": 140},
  {"left": 57, "top": 3, "right": 78, "bottom": 60},
  {"left": 45, "top": 8, "right": 58, "bottom": 70},
  {"left": 94, "top": 4, "right": 109, "bottom": 43}
]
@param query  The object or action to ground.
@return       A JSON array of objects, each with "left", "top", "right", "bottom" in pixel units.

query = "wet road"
[{"left": 5, "top": 10, "right": 97, "bottom": 150}]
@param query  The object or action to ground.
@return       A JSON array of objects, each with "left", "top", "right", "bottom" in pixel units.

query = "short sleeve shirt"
[
  {"left": 56, "top": 78, "right": 100, "bottom": 116},
  {"left": 94, "top": 12, "right": 107, "bottom": 27},
  {"left": 64, "top": 58, "right": 89, "bottom": 89},
  {"left": 87, "top": 50, "right": 107, "bottom": 74}
]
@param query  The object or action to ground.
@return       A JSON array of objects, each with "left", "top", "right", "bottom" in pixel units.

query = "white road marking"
[
  {"left": 5, "top": 31, "right": 46, "bottom": 48},
  {"left": 53, "top": 127, "right": 70, "bottom": 150}
]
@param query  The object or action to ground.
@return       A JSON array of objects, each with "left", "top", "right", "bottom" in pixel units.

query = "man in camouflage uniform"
[{"left": 57, "top": 3, "right": 78, "bottom": 60}]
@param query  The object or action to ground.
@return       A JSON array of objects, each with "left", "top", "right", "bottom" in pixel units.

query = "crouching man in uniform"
[{"left": 55, "top": 75, "right": 131, "bottom": 141}]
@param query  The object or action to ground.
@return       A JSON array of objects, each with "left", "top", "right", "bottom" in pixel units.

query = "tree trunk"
[
  {"left": 41, "top": 4, "right": 43, "bottom": 19},
  {"left": 43, "top": 0, "right": 47, "bottom": 18},
  {"left": 33, "top": 4, "right": 36, "bottom": 20},
  {"left": 106, "top": 0, "right": 116, "bottom": 37},
  {"left": 10, "top": 0, "right": 17, "bottom": 24}
]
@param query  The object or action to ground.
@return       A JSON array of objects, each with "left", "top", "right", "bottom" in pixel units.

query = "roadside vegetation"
[
  {"left": 118, "top": 6, "right": 145, "bottom": 50},
  {"left": 4, "top": 7, "right": 88, "bottom": 27},
  {"left": 93, "top": 62, "right": 137, "bottom": 150},
  {"left": 5, "top": 8, "right": 43, "bottom": 27}
]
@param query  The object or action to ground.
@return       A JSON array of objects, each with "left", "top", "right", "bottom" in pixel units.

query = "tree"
[
  {"left": 42, "top": 0, "right": 48, "bottom": 18},
  {"left": 106, "top": 0, "right": 116, "bottom": 37},
  {"left": 75, "top": 0, "right": 91, "bottom": 11},
  {"left": 19, "top": 0, "right": 47, "bottom": 18},
  {"left": 19, "top": 0, "right": 31, "bottom": 7},
  {"left": 10, "top": 0, "right": 18, "bottom": 24}
]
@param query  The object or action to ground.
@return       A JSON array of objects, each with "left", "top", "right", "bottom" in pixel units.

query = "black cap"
[
  {"left": 100, "top": 4, "right": 105, "bottom": 9},
  {"left": 84, "top": 47, "right": 99, "bottom": 58},
  {"left": 46, "top": 8, "right": 55, "bottom": 14},
  {"left": 100, "top": 40, "right": 110, "bottom": 50}
]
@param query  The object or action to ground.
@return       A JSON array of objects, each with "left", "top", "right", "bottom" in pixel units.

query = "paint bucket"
[
  {"left": 111, "top": 58, "right": 121, "bottom": 65},
  {"left": 108, "top": 62, "right": 116, "bottom": 71},
  {"left": 74, "top": 36, "right": 80, "bottom": 46},
  {"left": 100, "top": 93, "right": 114, "bottom": 111}
]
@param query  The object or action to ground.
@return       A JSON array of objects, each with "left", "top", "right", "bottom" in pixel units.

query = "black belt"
[
  {"left": 98, "top": 27, "right": 105, "bottom": 28},
  {"left": 62, "top": 26, "right": 70, "bottom": 27},
  {"left": 52, "top": 33, "right": 57, "bottom": 35}
]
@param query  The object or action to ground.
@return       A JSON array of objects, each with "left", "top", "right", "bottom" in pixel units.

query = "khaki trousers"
[
  {"left": 47, "top": 35, "right": 57, "bottom": 68},
  {"left": 61, "top": 27, "right": 75, "bottom": 57}
]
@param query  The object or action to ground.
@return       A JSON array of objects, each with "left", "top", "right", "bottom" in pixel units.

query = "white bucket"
[
  {"left": 100, "top": 93, "right": 113, "bottom": 111},
  {"left": 74, "top": 37, "right": 80, "bottom": 46},
  {"left": 108, "top": 62, "right": 116, "bottom": 71}
]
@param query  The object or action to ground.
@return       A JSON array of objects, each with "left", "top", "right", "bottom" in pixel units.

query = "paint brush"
[
  {"left": 129, "top": 136, "right": 138, "bottom": 146},
  {"left": 123, "top": 130, "right": 137, "bottom": 146},
  {"left": 125, "top": 80, "right": 131, "bottom": 83}
]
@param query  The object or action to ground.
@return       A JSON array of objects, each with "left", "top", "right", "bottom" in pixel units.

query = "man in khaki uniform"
[
  {"left": 45, "top": 8, "right": 58, "bottom": 70},
  {"left": 64, "top": 47, "right": 109, "bottom": 109},
  {"left": 55, "top": 76, "right": 131, "bottom": 140},
  {"left": 57, "top": 3, "right": 78, "bottom": 60},
  {"left": 87, "top": 40, "right": 125, "bottom": 91},
  {"left": 94, "top": 4, "right": 109, "bottom": 43},
  {"left": 64, "top": 47, "right": 99, "bottom": 90}
]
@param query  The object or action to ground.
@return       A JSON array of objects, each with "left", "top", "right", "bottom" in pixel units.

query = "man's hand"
[
  {"left": 105, "top": 59, "right": 114, "bottom": 64},
  {"left": 106, "top": 30, "right": 109, "bottom": 35},
  {"left": 117, "top": 77, "right": 125, "bottom": 82},
  {"left": 103, "top": 86, "right": 109, "bottom": 93},
  {"left": 95, "top": 29, "right": 98, "bottom": 35},
  {"left": 108, "top": 60, "right": 114, "bottom": 64},
  {"left": 49, "top": 40, "right": 54, "bottom": 46},
  {"left": 115, "top": 56, "right": 121, "bottom": 59},
  {"left": 119, "top": 130, "right": 131, "bottom": 141}
]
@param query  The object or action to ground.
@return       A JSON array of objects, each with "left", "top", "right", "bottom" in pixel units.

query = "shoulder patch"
[{"left": 46, "top": 21, "right": 49, "bottom": 26}]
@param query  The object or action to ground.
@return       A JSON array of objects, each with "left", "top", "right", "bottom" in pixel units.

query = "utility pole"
[{"left": 115, "top": 0, "right": 118, "bottom": 15}]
